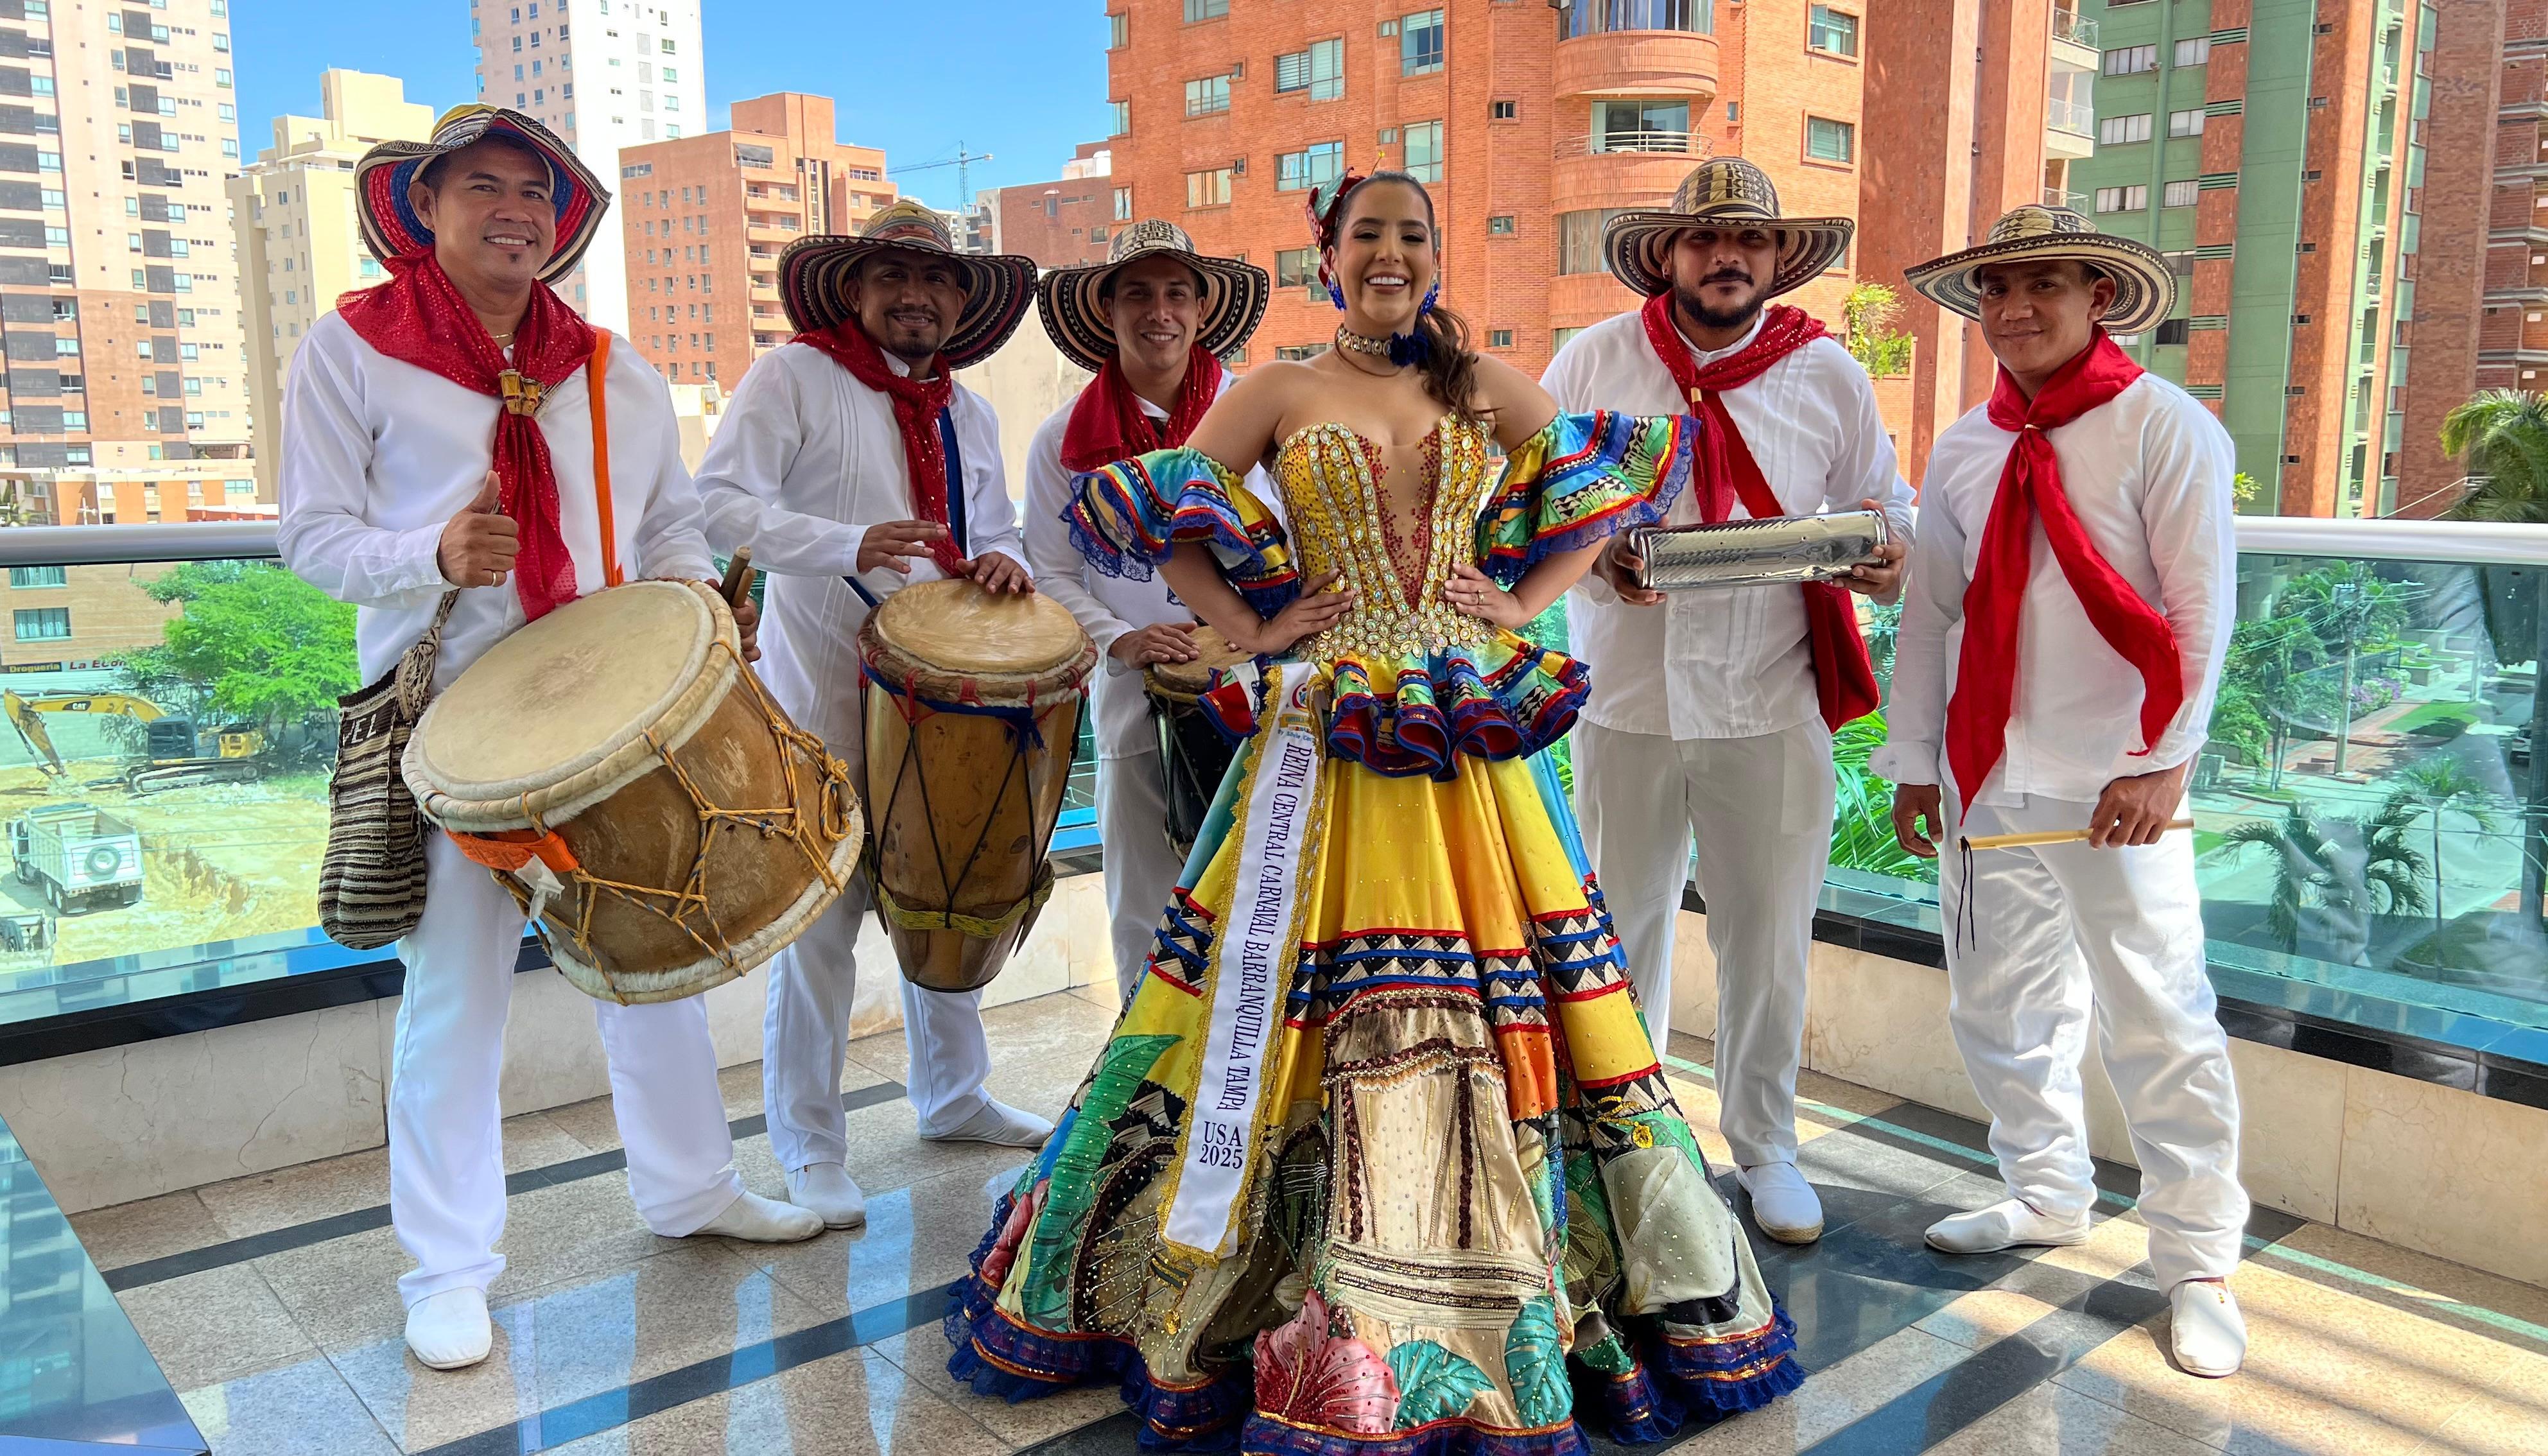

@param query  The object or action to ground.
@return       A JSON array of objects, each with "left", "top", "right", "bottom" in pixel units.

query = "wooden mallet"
[
  {"left": 1961, "top": 817, "right": 2196, "bottom": 853},
  {"left": 716, "top": 546, "right": 756, "bottom": 612}
]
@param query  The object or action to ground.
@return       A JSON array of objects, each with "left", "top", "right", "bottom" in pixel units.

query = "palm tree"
[
  {"left": 2440, "top": 389, "right": 2548, "bottom": 923},
  {"left": 2280, "top": 562, "right": 2414, "bottom": 777},
  {"left": 2391, "top": 758, "right": 2504, "bottom": 927},
  {"left": 2224, "top": 797, "right": 2427, "bottom": 960}
]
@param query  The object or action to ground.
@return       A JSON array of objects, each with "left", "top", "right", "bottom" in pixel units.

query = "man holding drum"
[
  {"left": 697, "top": 202, "right": 1053, "bottom": 1233},
  {"left": 1540, "top": 160, "right": 1912, "bottom": 1248},
  {"left": 280, "top": 107, "right": 820, "bottom": 1374},
  {"left": 1882, "top": 207, "right": 2248, "bottom": 1377},
  {"left": 1021, "top": 221, "right": 1270, "bottom": 1003}
]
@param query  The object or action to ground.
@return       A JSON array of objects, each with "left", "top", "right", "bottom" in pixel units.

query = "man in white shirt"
[
  {"left": 697, "top": 202, "right": 1054, "bottom": 1233},
  {"left": 282, "top": 107, "right": 819, "bottom": 1374},
  {"left": 1021, "top": 221, "right": 1270, "bottom": 1001},
  {"left": 1543, "top": 160, "right": 1911, "bottom": 1246},
  {"left": 1885, "top": 206, "right": 2248, "bottom": 1378}
]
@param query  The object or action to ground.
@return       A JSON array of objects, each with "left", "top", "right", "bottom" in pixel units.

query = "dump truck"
[{"left": 10, "top": 803, "right": 144, "bottom": 913}]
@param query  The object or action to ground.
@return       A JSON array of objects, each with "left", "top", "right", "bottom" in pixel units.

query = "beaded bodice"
[{"left": 1274, "top": 415, "right": 1497, "bottom": 661}]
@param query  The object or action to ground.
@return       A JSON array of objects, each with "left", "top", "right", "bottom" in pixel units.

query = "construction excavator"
[{"left": 2, "top": 690, "right": 268, "bottom": 795}]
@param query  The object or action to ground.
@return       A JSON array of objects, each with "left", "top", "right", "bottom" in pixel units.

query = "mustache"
[{"left": 1701, "top": 268, "right": 1755, "bottom": 286}]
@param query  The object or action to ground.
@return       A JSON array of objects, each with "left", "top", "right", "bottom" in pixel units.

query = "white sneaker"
[
  {"left": 404, "top": 1287, "right": 492, "bottom": 1371},
  {"left": 925, "top": 1098, "right": 1056, "bottom": 1148},
  {"left": 784, "top": 1162, "right": 867, "bottom": 1229},
  {"left": 2170, "top": 1279, "right": 2246, "bottom": 1378},
  {"left": 1736, "top": 1162, "right": 1824, "bottom": 1244},
  {"left": 1924, "top": 1197, "right": 2092, "bottom": 1256},
  {"left": 694, "top": 1189, "right": 824, "bottom": 1244}
]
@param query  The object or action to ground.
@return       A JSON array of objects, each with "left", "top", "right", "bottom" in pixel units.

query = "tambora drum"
[
  {"left": 1141, "top": 625, "right": 1254, "bottom": 858},
  {"left": 405, "top": 580, "right": 862, "bottom": 1004},
  {"left": 860, "top": 579, "right": 1095, "bottom": 993}
]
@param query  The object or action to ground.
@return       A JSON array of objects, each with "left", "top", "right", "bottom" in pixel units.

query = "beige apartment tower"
[{"left": 229, "top": 69, "right": 434, "bottom": 501}]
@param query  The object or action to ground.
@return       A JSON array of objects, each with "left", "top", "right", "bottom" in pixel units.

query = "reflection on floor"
[{"left": 73, "top": 982, "right": 2548, "bottom": 1455}]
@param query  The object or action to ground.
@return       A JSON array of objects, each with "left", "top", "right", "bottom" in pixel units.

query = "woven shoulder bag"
[{"left": 318, "top": 590, "right": 457, "bottom": 949}]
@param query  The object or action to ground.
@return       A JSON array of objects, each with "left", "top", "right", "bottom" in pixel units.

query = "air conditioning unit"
[{"left": 1232, "top": 157, "right": 1247, "bottom": 175}]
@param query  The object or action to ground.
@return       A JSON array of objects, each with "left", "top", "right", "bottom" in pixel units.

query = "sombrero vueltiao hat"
[
  {"left": 1905, "top": 205, "right": 2176, "bottom": 335},
  {"left": 778, "top": 201, "right": 1037, "bottom": 371},
  {"left": 354, "top": 105, "right": 609, "bottom": 284},
  {"left": 1036, "top": 220, "right": 1270, "bottom": 374},
  {"left": 1601, "top": 159, "right": 1855, "bottom": 300}
]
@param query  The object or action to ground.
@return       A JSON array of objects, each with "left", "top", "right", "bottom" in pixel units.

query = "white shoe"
[
  {"left": 404, "top": 1287, "right": 492, "bottom": 1371},
  {"left": 2170, "top": 1279, "right": 2246, "bottom": 1378},
  {"left": 925, "top": 1098, "right": 1056, "bottom": 1148},
  {"left": 694, "top": 1189, "right": 824, "bottom": 1244},
  {"left": 1736, "top": 1162, "right": 1824, "bottom": 1244},
  {"left": 1924, "top": 1197, "right": 2091, "bottom": 1256},
  {"left": 784, "top": 1162, "right": 867, "bottom": 1229}
]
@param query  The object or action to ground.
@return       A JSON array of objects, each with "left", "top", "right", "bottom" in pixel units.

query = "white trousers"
[
  {"left": 1941, "top": 792, "right": 2248, "bottom": 1286},
  {"left": 1576, "top": 718, "right": 1835, "bottom": 1169},
  {"left": 761, "top": 876, "right": 998, "bottom": 1166},
  {"left": 390, "top": 831, "right": 744, "bottom": 1307},
  {"left": 1095, "top": 749, "right": 1186, "bottom": 1003}
]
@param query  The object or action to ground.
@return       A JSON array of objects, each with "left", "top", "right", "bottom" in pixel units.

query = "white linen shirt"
[
  {"left": 1020, "top": 378, "right": 1279, "bottom": 761},
  {"left": 693, "top": 341, "right": 1027, "bottom": 750},
  {"left": 1868, "top": 372, "right": 2237, "bottom": 806},
  {"left": 278, "top": 309, "right": 715, "bottom": 691},
  {"left": 1542, "top": 308, "right": 1913, "bottom": 741}
]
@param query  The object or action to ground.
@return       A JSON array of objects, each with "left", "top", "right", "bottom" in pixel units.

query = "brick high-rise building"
[
  {"left": 230, "top": 70, "right": 435, "bottom": 503},
  {"left": 472, "top": 0, "right": 707, "bottom": 331},
  {"left": 982, "top": 143, "right": 1117, "bottom": 268},
  {"left": 616, "top": 93, "right": 896, "bottom": 392},
  {"left": 0, "top": 0, "right": 254, "bottom": 507},
  {"left": 2069, "top": 0, "right": 2437, "bottom": 517}
]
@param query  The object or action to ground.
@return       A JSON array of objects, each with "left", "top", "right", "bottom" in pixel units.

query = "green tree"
[
  {"left": 2280, "top": 562, "right": 2414, "bottom": 777},
  {"left": 1831, "top": 709, "right": 1932, "bottom": 883},
  {"left": 1840, "top": 282, "right": 1915, "bottom": 378},
  {"left": 112, "top": 562, "right": 358, "bottom": 743},
  {"left": 2210, "top": 616, "right": 2318, "bottom": 789},
  {"left": 2391, "top": 758, "right": 2504, "bottom": 928},
  {"left": 2438, "top": 388, "right": 2548, "bottom": 924},
  {"left": 2224, "top": 795, "right": 2427, "bottom": 958}
]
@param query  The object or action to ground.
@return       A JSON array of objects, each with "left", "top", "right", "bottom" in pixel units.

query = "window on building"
[
  {"left": 2103, "top": 44, "right": 2157, "bottom": 75},
  {"left": 2155, "top": 318, "right": 2190, "bottom": 346},
  {"left": 1491, "top": 100, "right": 1517, "bottom": 121},
  {"left": 1487, "top": 214, "right": 1516, "bottom": 235},
  {"left": 1109, "top": 10, "right": 1129, "bottom": 49},
  {"left": 1557, "top": 208, "right": 1631, "bottom": 274},
  {"left": 14, "top": 608, "right": 70, "bottom": 642},
  {"left": 2162, "top": 178, "right": 2199, "bottom": 208},
  {"left": 1275, "top": 248, "right": 1321, "bottom": 299},
  {"left": 1277, "top": 141, "right": 1344, "bottom": 192},
  {"left": 1186, "top": 166, "right": 1233, "bottom": 207},
  {"left": 1402, "top": 10, "right": 1446, "bottom": 74},
  {"left": 1489, "top": 328, "right": 1514, "bottom": 348},
  {"left": 1276, "top": 38, "right": 1346, "bottom": 101},
  {"left": 1184, "top": 0, "right": 1228, "bottom": 20},
  {"left": 2099, "top": 112, "right": 2153, "bottom": 145},
  {"left": 1808, "top": 6, "right": 1859, "bottom": 56},
  {"left": 1805, "top": 116, "right": 1855, "bottom": 164},
  {"left": 2169, "top": 108, "right": 2207, "bottom": 137},
  {"left": 1111, "top": 98, "right": 1132, "bottom": 135},
  {"left": 1559, "top": 0, "right": 1715, "bottom": 38},
  {"left": 9, "top": 567, "right": 66, "bottom": 589},
  {"left": 1402, "top": 121, "right": 1444, "bottom": 182},
  {"left": 1113, "top": 186, "right": 1132, "bottom": 221},
  {"left": 1185, "top": 75, "right": 1231, "bottom": 116},
  {"left": 2095, "top": 184, "right": 2149, "bottom": 212},
  {"left": 1593, "top": 100, "right": 1690, "bottom": 152},
  {"left": 2174, "top": 36, "right": 2211, "bottom": 67},
  {"left": 1276, "top": 343, "right": 1328, "bottom": 361}
]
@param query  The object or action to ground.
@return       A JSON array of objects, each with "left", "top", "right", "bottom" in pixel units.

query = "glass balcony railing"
[
  {"left": 2050, "top": 9, "right": 2099, "bottom": 48},
  {"left": 2047, "top": 96, "right": 2096, "bottom": 136},
  {"left": 1562, "top": 129, "right": 1713, "bottom": 159}
]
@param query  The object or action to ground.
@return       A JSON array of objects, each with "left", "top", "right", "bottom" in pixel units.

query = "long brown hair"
[{"left": 1313, "top": 170, "right": 1482, "bottom": 424}]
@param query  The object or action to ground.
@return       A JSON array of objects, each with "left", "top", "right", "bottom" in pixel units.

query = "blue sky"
[{"left": 230, "top": 1, "right": 1114, "bottom": 210}]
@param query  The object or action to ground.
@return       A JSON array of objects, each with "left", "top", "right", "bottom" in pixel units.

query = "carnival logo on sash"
[{"left": 1160, "top": 667, "right": 1326, "bottom": 1260}]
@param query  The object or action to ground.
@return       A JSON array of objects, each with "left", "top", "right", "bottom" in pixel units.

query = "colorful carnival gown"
[{"left": 945, "top": 410, "right": 1804, "bottom": 1453}]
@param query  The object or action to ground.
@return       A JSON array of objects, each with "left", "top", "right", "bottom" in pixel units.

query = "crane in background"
[{"left": 888, "top": 142, "right": 994, "bottom": 215}]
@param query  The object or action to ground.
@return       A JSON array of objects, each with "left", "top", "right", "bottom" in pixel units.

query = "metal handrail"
[
  {"left": 2043, "top": 186, "right": 2088, "bottom": 209},
  {"left": 1557, "top": 130, "right": 1713, "bottom": 159},
  {"left": 0, "top": 523, "right": 279, "bottom": 567},
  {"left": 2050, "top": 10, "right": 2098, "bottom": 47}
]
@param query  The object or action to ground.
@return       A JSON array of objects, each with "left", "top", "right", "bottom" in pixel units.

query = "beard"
[{"left": 1674, "top": 280, "right": 1766, "bottom": 334}]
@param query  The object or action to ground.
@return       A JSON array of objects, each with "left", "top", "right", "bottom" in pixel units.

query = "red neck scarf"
[
  {"left": 793, "top": 319, "right": 965, "bottom": 575},
  {"left": 1059, "top": 346, "right": 1222, "bottom": 472},
  {"left": 339, "top": 252, "right": 594, "bottom": 621},
  {"left": 1946, "top": 331, "right": 2180, "bottom": 810},
  {"left": 1639, "top": 293, "right": 1880, "bottom": 730}
]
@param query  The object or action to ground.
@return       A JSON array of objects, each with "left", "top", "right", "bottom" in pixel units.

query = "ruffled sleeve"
[
  {"left": 1476, "top": 411, "right": 1691, "bottom": 587},
  {"left": 1066, "top": 447, "right": 1301, "bottom": 617}
]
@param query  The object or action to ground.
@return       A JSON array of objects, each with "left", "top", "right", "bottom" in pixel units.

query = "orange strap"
[
  {"left": 587, "top": 329, "right": 622, "bottom": 589},
  {"left": 449, "top": 828, "right": 582, "bottom": 876}
]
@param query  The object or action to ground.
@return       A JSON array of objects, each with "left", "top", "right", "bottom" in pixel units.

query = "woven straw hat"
[
  {"left": 354, "top": 106, "right": 609, "bottom": 285},
  {"left": 1036, "top": 220, "right": 1270, "bottom": 374},
  {"left": 1600, "top": 159, "right": 1855, "bottom": 300},
  {"left": 1905, "top": 205, "right": 2176, "bottom": 334},
  {"left": 777, "top": 201, "right": 1037, "bottom": 371}
]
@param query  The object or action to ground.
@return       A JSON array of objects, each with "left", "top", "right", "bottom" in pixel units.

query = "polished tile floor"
[{"left": 71, "top": 982, "right": 2548, "bottom": 1455}]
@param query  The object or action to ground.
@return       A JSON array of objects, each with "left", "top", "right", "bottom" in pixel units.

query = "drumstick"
[
  {"left": 1961, "top": 818, "right": 2196, "bottom": 852},
  {"left": 717, "top": 547, "right": 755, "bottom": 611}
]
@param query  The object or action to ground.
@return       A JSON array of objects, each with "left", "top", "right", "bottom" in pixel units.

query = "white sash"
[{"left": 1159, "top": 666, "right": 1325, "bottom": 1259}]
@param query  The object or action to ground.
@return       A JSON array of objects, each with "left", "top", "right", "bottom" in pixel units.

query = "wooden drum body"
[
  {"left": 1141, "top": 626, "right": 1252, "bottom": 858},
  {"left": 860, "top": 580, "right": 1095, "bottom": 993},
  {"left": 405, "top": 581, "right": 862, "bottom": 1004}
]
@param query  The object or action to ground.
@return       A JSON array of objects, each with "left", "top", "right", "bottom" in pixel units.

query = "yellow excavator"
[{"left": 3, "top": 691, "right": 267, "bottom": 794}]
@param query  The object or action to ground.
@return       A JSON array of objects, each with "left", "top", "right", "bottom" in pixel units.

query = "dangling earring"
[
  {"left": 1328, "top": 280, "right": 1346, "bottom": 311},
  {"left": 1419, "top": 277, "right": 1440, "bottom": 317}
]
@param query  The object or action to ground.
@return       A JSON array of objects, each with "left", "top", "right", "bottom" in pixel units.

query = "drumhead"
[
  {"left": 871, "top": 579, "right": 1086, "bottom": 677},
  {"left": 1145, "top": 625, "right": 1252, "bottom": 698},
  {"left": 407, "top": 581, "right": 739, "bottom": 827}
]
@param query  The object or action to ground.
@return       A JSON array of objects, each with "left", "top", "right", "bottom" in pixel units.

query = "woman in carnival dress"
[{"left": 946, "top": 171, "right": 1804, "bottom": 1453}]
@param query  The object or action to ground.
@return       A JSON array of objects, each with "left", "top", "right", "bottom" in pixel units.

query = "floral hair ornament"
[{"left": 1308, "top": 169, "right": 1370, "bottom": 310}]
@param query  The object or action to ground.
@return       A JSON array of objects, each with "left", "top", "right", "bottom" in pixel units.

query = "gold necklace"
[{"left": 1333, "top": 325, "right": 1394, "bottom": 360}]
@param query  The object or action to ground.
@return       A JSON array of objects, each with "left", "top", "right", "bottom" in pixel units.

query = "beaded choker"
[{"left": 1334, "top": 324, "right": 1432, "bottom": 368}]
